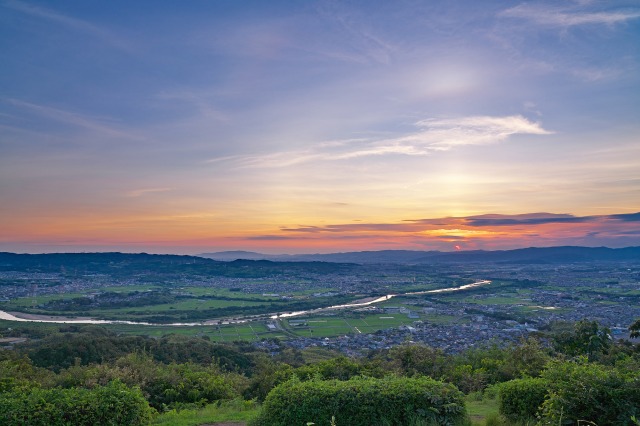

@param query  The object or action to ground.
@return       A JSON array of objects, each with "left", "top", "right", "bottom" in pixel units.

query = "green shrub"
[
  {"left": 539, "top": 360, "right": 640, "bottom": 425},
  {"left": 0, "top": 380, "right": 154, "bottom": 425},
  {"left": 244, "top": 357, "right": 295, "bottom": 402},
  {"left": 251, "top": 376, "right": 467, "bottom": 426},
  {"left": 483, "top": 413, "right": 508, "bottom": 426},
  {"left": 498, "top": 378, "right": 547, "bottom": 423},
  {"left": 54, "top": 353, "right": 242, "bottom": 410},
  {"left": 0, "top": 358, "right": 55, "bottom": 392},
  {"left": 295, "top": 356, "right": 367, "bottom": 381}
]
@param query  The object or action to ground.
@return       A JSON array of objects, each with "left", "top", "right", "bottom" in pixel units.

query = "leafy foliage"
[
  {"left": 295, "top": 356, "right": 383, "bottom": 381},
  {"left": 630, "top": 319, "right": 640, "bottom": 339},
  {"left": 539, "top": 359, "right": 640, "bottom": 425},
  {"left": 53, "top": 353, "right": 244, "bottom": 410},
  {"left": 23, "top": 326, "right": 254, "bottom": 372},
  {"left": 389, "top": 344, "right": 451, "bottom": 378},
  {"left": 251, "top": 376, "right": 467, "bottom": 426},
  {"left": 552, "top": 319, "right": 611, "bottom": 361},
  {"left": 243, "top": 355, "right": 296, "bottom": 402},
  {"left": 0, "top": 380, "right": 154, "bottom": 425},
  {"left": 2, "top": 317, "right": 640, "bottom": 424},
  {"left": 0, "top": 357, "right": 55, "bottom": 392},
  {"left": 498, "top": 378, "right": 547, "bottom": 423}
]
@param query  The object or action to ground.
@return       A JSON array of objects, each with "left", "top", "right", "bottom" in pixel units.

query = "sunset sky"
[{"left": 1, "top": 0, "right": 639, "bottom": 254}]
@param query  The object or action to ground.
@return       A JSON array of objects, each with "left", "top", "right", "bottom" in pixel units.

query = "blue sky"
[{"left": 1, "top": 0, "right": 639, "bottom": 253}]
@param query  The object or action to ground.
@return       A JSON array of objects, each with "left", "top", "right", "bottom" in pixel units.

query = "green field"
[
  {"left": 101, "top": 321, "right": 272, "bottom": 341},
  {"left": 284, "top": 312, "right": 437, "bottom": 338},
  {"left": 177, "top": 286, "right": 283, "bottom": 299},
  {"left": 92, "top": 298, "right": 267, "bottom": 314},
  {"left": 3, "top": 292, "right": 98, "bottom": 307}
]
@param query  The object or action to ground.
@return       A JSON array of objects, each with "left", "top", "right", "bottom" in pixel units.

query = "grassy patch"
[
  {"left": 207, "top": 323, "right": 271, "bottom": 342},
  {"left": 465, "top": 394, "right": 499, "bottom": 426},
  {"left": 153, "top": 399, "right": 259, "bottom": 426}
]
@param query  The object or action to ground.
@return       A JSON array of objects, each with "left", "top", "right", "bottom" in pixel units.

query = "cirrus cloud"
[
  {"left": 208, "top": 114, "right": 552, "bottom": 168},
  {"left": 500, "top": 3, "right": 640, "bottom": 27}
]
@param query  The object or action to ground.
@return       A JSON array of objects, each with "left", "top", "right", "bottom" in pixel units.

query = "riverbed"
[{"left": 0, "top": 280, "right": 491, "bottom": 326}]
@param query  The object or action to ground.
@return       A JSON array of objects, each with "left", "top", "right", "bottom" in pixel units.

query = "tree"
[
  {"left": 388, "top": 344, "right": 450, "bottom": 378},
  {"left": 553, "top": 320, "right": 611, "bottom": 361},
  {"left": 0, "top": 380, "right": 154, "bottom": 426},
  {"left": 629, "top": 319, "right": 640, "bottom": 339},
  {"left": 540, "top": 360, "right": 640, "bottom": 425},
  {"left": 503, "top": 337, "right": 550, "bottom": 379}
]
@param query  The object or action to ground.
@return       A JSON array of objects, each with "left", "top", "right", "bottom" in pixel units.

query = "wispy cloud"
[
  {"left": 317, "top": 3, "right": 396, "bottom": 65},
  {"left": 411, "top": 115, "right": 551, "bottom": 149},
  {"left": 610, "top": 212, "right": 640, "bottom": 222},
  {"left": 208, "top": 115, "right": 552, "bottom": 168},
  {"left": 5, "top": 99, "right": 141, "bottom": 140},
  {"left": 156, "top": 90, "right": 230, "bottom": 122},
  {"left": 125, "top": 188, "right": 172, "bottom": 198},
  {"left": 280, "top": 212, "right": 640, "bottom": 235},
  {"left": 453, "top": 213, "right": 592, "bottom": 227},
  {"left": 500, "top": 3, "right": 640, "bottom": 27},
  {"left": 3, "top": 0, "right": 131, "bottom": 51},
  {"left": 281, "top": 223, "right": 420, "bottom": 234},
  {"left": 246, "top": 235, "right": 299, "bottom": 241},
  {"left": 274, "top": 211, "right": 640, "bottom": 249}
]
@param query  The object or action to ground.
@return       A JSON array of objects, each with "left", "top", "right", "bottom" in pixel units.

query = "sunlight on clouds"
[
  {"left": 233, "top": 212, "right": 640, "bottom": 253},
  {"left": 210, "top": 115, "right": 552, "bottom": 168},
  {"left": 410, "top": 115, "right": 552, "bottom": 149},
  {"left": 1, "top": 1, "right": 638, "bottom": 254},
  {"left": 421, "top": 228, "right": 497, "bottom": 238}
]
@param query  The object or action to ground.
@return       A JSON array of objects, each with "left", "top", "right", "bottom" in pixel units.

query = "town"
[{"left": 1, "top": 252, "right": 638, "bottom": 355}]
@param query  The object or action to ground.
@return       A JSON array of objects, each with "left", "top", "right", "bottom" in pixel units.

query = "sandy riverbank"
[{"left": 7, "top": 311, "right": 98, "bottom": 322}]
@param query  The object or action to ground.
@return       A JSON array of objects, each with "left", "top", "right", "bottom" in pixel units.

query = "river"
[{"left": 0, "top": 280, "right": 491, "bottom": 326}]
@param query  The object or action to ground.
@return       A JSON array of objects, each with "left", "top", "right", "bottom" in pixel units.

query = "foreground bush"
[
  {"left": 498, "top": 378, "right": 547, "bottom": 423},
  {"left": 55, "top": 353, "right": 243, "bottom": 410},
  {"left": 251, "top": 376, "right": 467, "bottom": 426},
  {"left": 0, "top": 380, "right": 154, "bottom": 425},
  {"left": 539, "top": 360, "right": 640, "bottom": 425}
]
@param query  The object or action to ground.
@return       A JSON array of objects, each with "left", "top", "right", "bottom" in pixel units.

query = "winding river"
[{"left": 0, "top": 280, "right": 491, "bottom": 326}]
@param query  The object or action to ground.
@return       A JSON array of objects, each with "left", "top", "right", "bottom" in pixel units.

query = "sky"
[{"left": 1, "top": 0, "right": 639, "bottom": 254}]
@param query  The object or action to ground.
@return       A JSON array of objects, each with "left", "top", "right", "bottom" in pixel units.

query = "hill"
[{"left": 199, "top": 246, "right": 640, "bottom": 264}]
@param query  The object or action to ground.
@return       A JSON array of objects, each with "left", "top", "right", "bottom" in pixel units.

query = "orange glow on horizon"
[{"left": 2, "top": 208, "right": 638, "bottom": 254}]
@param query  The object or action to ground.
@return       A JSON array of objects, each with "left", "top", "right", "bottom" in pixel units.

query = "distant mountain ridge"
[
  {"left": 199, "top": 246, "right": 640, "bottom": 264},
  {"left": 0, "top": 251, "right": 350, "bottom": 275},
  {"left": 0, "top": 247, "right": 637, "bottom": 270}
]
